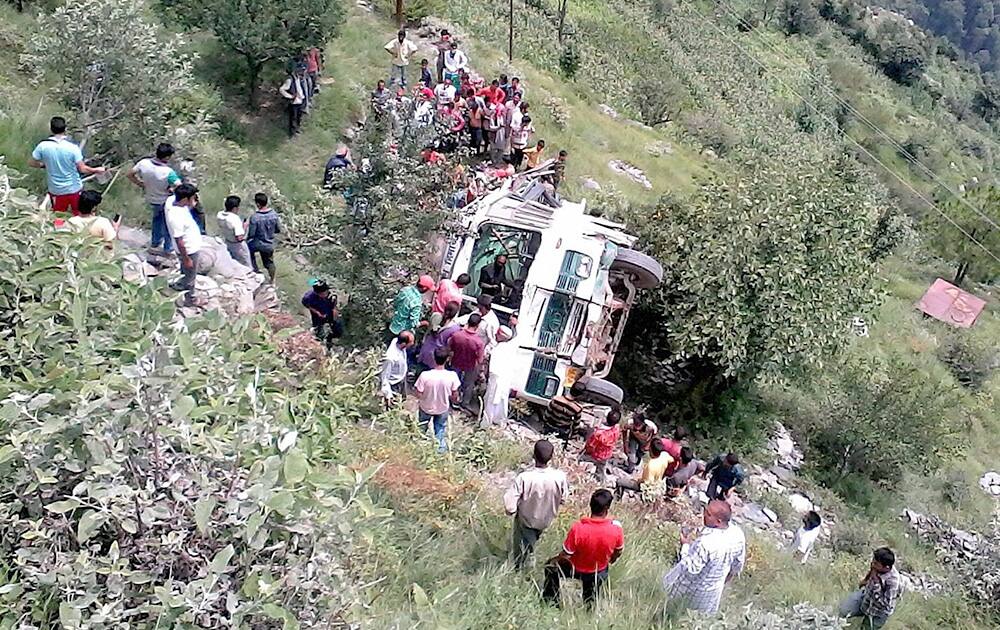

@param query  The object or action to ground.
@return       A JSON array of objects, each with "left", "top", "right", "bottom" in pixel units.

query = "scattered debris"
[
  {"left": 646, "top": 141, "right": 674, "bottom": 157},
  {"left": 608, "top": 159, "right": 653, "bottom": 189},
  {"left": 979, "top": 471, "right": 1000, "bottom": 497},
  {"left": 598, "top": 103, "right": 619, "bottom": 119}
]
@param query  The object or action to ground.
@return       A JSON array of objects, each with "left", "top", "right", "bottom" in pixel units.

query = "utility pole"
[
  {"left": 508, "top": 0, "right": 514, "bottom": 62},
  {"left": 396, "top": 0, "right": 404, "bottom": 27}
]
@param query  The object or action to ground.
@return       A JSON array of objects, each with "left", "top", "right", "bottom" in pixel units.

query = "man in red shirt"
[
  {"left": 477, "top": 79, "right": 506, "bottom": 106},
  {"left": 432, "top": 273, "right": 470, "bottom": 314},
  {"left": 578, "top": 409, "right": 622, "bottom": 485},
  {"left": 447, "top": 313, "right": 485, "bottom": 410},
  {"left": 543, "top": 489, "right": 624, "bottom": 607},
  {"left": 660, "top": 425, "right": 689, "bottom": 476}
]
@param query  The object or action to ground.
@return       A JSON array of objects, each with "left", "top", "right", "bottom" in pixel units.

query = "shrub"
[
  {"left": 558, "top": 42, "right": 580, "bottom": 78},
  {"left": 679, "top": 110, "right": 737, "bottom": 155},
  {"left": 0, "top": 166, "right": 390, "bottom": 627},
  {"left": 632, "top": 72, "right": 689, "bottom": 126},
  {"left": 937, "top": 327, "right": 998, "bottom": 390},
  {"left": 782, "top": 0, "right": 821, "bottom": 36}
]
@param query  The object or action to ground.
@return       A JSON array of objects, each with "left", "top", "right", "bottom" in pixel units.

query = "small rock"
[
  {"left": 979, "top": 471, "right": 1000, "bottom": 497},
  {"left": 788, "top": 493, "right": 813, "bottom": 513},
  {"left": 582, "top": 178, "right": 602, "bottom": 191},
  {"left": 646, "top": 141, "right": 674, "bottom": 157},
  {"left": 598, "top": 104, "right": 619, "bottom": 119},
  {"left": 608, "top": 160, "right": 653, "bottom": 189},
  {"left": 770, "top": 465, "right": 795, "bottom": 483}
]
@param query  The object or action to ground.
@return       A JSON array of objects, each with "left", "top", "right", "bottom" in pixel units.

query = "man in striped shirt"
[{"left": 543, "top": 381, "right": 585, "bottom": 439}]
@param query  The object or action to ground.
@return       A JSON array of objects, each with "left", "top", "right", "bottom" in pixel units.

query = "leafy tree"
[
  {"left": 787, "top": 352, "right": 963, "bottom": 490},
  {"left": 0, "top": 162, "right": 389, "bottom": 627},
  {"left": 166, "top": 0, "right": 344, "bottom": 106},
  {"left": 21, "top": 0, "right": 205, "bottom": 158},
  {"left": 782, "top": 0, "right": 821, "bottom": 35},
  {"left": 924, "top": 185, "right": 1000, "bottom": 285},
  {"left": 287, "top": 103, "right": 453, "bottom": 342},
  {"left": 878, "top": 38, "right": 927, "bottom": 85},
  {"left": 632, "top": 72, "right": 689, "bottom": 126},
  {"left": 615, "top": 154, "right": 887, "bottom": 409}
]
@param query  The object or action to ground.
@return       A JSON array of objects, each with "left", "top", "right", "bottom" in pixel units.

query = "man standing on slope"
[
  {"left": 385, "top": 29, "right": 418, "bottom": 88},
  {"left": 216, "top": 195, "right": 252, "bottom": 268},
  {"left": 387, "top": 275, "right": 435, "bottom": 345},
  {"left": 838, "top": 547, "right": 903, "bottom": 629},
  {"left": 662, "top": 499, "right": 746, "bottom": 614},
  {"left": 128, "top": 142, "right": 181, "bottom": 254},
  {"left": 414, "top": 347, "right": 461, "bottom": 453},
  {"left": 246, "top": 193, "right": 282, "bottom": 283},
  {"left": 543, "top": 489, "right": 624, "bottom": 608},
  {"left": 164, "top": 184, "right": 204, "bottom": 306},
  {"left": 29, "top": 116, "right": 105, "bottom": 215},
  {"left": 504, "top": 439, "right": 568, "bottom": 569}
]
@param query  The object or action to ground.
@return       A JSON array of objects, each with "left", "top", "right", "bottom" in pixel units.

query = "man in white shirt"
[
  {"left": 662, "top": 500, "right": 746, "bottom": 614},
  {"left": 385, "top": 29, "right": 419, "bottom": 87},
  {"left": 503, "top": 439, "right": 568, "bottom": 568},
  {"left": 164, "top": 184, "right": 204, "bottom": 306},
  {"left": 456, "top": 293, "right": 500, "bottom": 351},
  {"left": 67, "top": 190, "right": 117, "bottom": 249},
  {"left": 443, "top": 41, "right": 468, "bottom": 86},
  {"left": 379, "top": 331, "right": 414, "bottom": 408},
  {"left": 482, "top": 325, "right": 517, "bottom": 427},
  {"left": 434, "top": 77, "right": 456, "bottom": 105},
  {"left": 280, "top": 68, "right": 308, "bottom": 137},
  {"left": 216, "top": 195, "right": 251, "bottom": 268},
  {"left": 127, "top": 143, "right": 180, "bottom": 254},
  {"left": 413, "top": 347, "right": 461, "bottom": 453}
]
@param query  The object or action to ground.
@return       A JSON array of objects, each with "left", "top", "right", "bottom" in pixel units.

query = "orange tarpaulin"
[{"left": 915, "top": 278, "right": 987, "bottom": 328}]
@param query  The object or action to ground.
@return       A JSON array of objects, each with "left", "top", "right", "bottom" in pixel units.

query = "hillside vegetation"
[{"left": 0, "top": 0, "right": 999, "bottom": 627}]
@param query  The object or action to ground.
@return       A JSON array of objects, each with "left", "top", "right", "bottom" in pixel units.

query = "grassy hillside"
[{"left": 1, "top": 0, "right": 1000, "bottom": 627}]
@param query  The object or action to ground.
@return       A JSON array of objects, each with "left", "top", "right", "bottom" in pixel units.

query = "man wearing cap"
[
  {"left": 387, "top": 275, "right": 435, "bottom": 344},
  {"left": 482, "top": 325, "right": 517, "bottom": 426}
]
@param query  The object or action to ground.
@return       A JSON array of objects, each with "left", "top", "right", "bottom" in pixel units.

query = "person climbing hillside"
[
  {"left": 29, "top": 116, "right": 106, "bottom": 215},
  {"left": 164, "top": 183, "right": 203, "bottom": 306},
  {"left": 301, "top": 280, "right": 343, "bottom": 348},
  {"left": 703, "top": 452, "right": 747, "bottom": 500},
  {"left": 504, "top": 439, "right": 568, "bottom": 569},
  {"left": 127, "top": 142, "right": 181, "bottom": 255},
  {"left": 246, "top": 193, "right": 282, "bottom": 283}
]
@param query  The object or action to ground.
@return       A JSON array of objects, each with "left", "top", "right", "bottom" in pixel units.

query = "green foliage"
[
  {"left": 787, "top": 352, "right": 964, "bottom": 491},
  {"left": 924, "top": 185, "right": 1000, "bottom": 284},
  {"left": 20, "top": 0, "right": 212, "bottom": 159},
  {"left": 0, "top": 166, "right": 390, "bottom": 627},
  {"left": 164, "top": 0, "right": 344, "bottom": 105},
  {"left": 376, "top": 0, "right": 442, "bottom": 22},
  {"left": 558, "top": 42, "right": 580, "bottom": 78},
  {"left": 782, "top": 0, "right": 822, "bottom": 36},
  {"left": 632, "top": 71, "right": 689, "bottom": 126},
  {"left": 936, "top": 326, "right": 998, "bottom": 390},
  {"left": 618, "top": 154, "right": 886, "bottom": 385},
  {"left": 292, "top": 102, "right": 453, "bottom": 343}
]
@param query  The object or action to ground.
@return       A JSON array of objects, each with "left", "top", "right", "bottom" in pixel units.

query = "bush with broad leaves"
[{"left": 0, "top": 162, "right": 391, "bottom": 628}]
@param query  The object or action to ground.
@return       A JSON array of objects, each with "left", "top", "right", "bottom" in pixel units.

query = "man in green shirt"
[{"left": 387, "top": 275, "right": 435, "bottom": 344}]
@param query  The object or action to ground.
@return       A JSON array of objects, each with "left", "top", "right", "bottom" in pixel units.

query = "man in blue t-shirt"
[{"left": 28, "top": 116, "right": 105, "bottom": 215}]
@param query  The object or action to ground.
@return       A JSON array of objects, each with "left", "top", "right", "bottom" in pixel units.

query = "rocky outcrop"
[
  {"left": 979, "top": 471, "right": 1000, "bottom": 497},
  {"left": 117, "top": 226, "right": 279, "bottom": 320}
]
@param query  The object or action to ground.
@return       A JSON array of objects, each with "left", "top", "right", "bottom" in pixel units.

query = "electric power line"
[
  {"left": 673, "top": 0, "right": 1000, "bottom": 267},
  {"left": 709, "top": 0, "right": 1000, "bottom": 234}
]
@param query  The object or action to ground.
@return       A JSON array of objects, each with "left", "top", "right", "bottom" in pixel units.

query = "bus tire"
[{"left": 611, "top": 248, "right": 663, "bottom": 289}]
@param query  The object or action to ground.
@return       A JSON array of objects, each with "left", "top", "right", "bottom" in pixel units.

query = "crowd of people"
[
  {"left": 28, "top": 32, "right": 905, "bottom": 625},
  {"left": 375, "top": 29, "right": 558, "bottom": 187},
  {"left": 374, "top": 264, "right": 901, "bottom": 625},
  {"left": 30, "top": 116, "right": 287, "bottom": 306}
]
